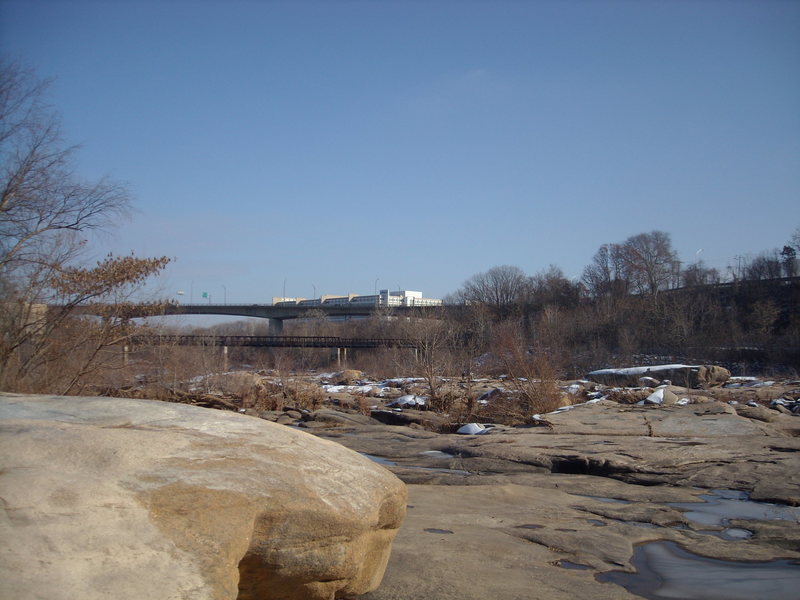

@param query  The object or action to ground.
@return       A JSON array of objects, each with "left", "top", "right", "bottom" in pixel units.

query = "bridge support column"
[
  {"left": 123, "top": 345, "right": 129, "bottom": 367},
  {"left": 268, "top": 318, "right": 284, "bottom": 334},
  {"left": 336, "top": 347, "right": 348, "bottom": 366},
  {"left": 223, "top": 346, "right": 228, "bottom": 372}
]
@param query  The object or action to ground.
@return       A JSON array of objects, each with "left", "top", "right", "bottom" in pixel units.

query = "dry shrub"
[
  {"left": 242, "top": 380, "right": 282, "bottom": 411},
  {"left": 490, "top": 320, "right": 566, "bottom": 415},
  {"left": 513, "top": 354, "right": 566, "bottom": 415},
  {"left": 282, "top": 380, "right": 325, "bottom": 411},
  {"left": 427, "top": 388, "right": 459, "bottom": 414},
  {"left": 605, "top": 388, "right": 653, "bottom": 404},
  {"left": 354, "top": 392, "right": 372, "bottom": 416},
  {"left": 477, "top": 392, "right": 529, "bottom": 426}
]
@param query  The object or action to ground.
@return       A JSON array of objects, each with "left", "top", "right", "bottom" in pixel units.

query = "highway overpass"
[{"left": 86, "top": 302, "right": 450, "bottom": 332}]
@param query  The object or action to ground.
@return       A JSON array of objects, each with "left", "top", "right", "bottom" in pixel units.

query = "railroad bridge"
[{"left": 124, "top": 334, "right": 421, "bottom": 368}]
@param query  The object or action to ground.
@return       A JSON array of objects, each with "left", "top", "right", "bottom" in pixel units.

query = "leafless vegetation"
[{"left": 0, "top": 61, "right": 169, "bottom": 393}]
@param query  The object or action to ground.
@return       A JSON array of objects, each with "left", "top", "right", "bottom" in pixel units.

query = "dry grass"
[{"left": 604, "top": 388, "right": 654, "bottom": 404}]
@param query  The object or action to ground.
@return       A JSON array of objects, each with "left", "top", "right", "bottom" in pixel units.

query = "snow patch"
[
  {"left": 456, "top": 423, "right": 490, "bottom": 435},
  {"left": 589, "top": 364, "right": 698, "bottom": 377},
  {"left": 387, "top": 394, "right": 426, "bottom": 408}
]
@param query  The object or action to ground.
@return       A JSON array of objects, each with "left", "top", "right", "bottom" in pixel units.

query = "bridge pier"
[
  {"left": 336, "top": 347, "right": 348, "bottom": 366},
  {"left": 268, "top": 318, "right": 284, "bottom": 334}
]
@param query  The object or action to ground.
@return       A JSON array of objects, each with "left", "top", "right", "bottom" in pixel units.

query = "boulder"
[
  {"left": 335, "top": 369, "right": 364, "bottom": 385},
  {"left": 642, "top": 386, "right": 679, "bottom": 405},
  {"left": 587, "top": 364, "right": 731, "bottom": 388},
  {"left": 0, "top": 394, "right": 406, "bottom": 600}
]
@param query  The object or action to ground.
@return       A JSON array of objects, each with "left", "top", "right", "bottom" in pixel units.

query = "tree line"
[{"left": 443, "top": 226, "right": 799, "bottom": 377}]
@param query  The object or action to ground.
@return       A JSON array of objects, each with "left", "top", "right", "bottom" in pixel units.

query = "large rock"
[
  {"left": 0, "top": 393, "right": 406, "bottom": 600},
  {"left": 587, "top": 364, "right": 730, "bottom": 388}
]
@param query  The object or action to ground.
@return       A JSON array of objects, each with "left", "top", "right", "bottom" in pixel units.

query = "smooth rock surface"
[
  {"left": 305, "top": 396, "right": 800, "bottom": 599},
  {"left": 0, "top": 393, "right": 406, "bottom": 600}
]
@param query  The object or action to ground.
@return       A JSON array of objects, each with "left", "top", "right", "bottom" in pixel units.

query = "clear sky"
[{"left": 2, "top": 0, "right": 798, "bottom": 304}]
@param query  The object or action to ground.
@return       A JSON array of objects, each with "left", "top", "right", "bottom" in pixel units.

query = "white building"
[{"left": 272, "top": 290, "right": 442, "bottom": 307}]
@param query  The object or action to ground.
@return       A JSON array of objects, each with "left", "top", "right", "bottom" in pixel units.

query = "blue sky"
[{"left": 2, "top": 0, "right": 798, "bottom": 305}]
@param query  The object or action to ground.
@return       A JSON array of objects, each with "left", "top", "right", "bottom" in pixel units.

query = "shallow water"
[
  {"left": 695, "top": 527, "right": 754, "bottom": 541},
  {"left": 418, "top": 450, "right": 456, "bottom": 459},
  {"left": 597, "top": 541, "right": 800, "bottom": 600},
  {"left": 575, "top": 494, "right": 633, "bottom": 504},
  {"left": 424, "top": 528, "right": 454, "bottom": 534},
  {"left": 587, "top": 519, "right": 607, "bottom": 527},
  {"left": 669, "top": 489, "right": 800, "bottom": 527},
  {"left": 557, "top": 559, "right": 592, "bottom": 570},
  {"left": 362, "top": 453, "right": 397, "bottom": 466}
]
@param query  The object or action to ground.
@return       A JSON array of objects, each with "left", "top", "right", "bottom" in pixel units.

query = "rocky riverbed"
[
  {"left": 258, "top": 370, "right": 800, "bottom": 600},
  {"left": 5, "top": 368, "right": 799, "bottom": 599}
]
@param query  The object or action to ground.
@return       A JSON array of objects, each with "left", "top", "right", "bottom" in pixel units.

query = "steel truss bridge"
[{"left": 127, "top": 334, "right": 419, "bottom": 349}]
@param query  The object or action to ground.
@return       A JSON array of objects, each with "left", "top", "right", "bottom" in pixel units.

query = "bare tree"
[
  {"left": 529, "top": 265, "right": 581, "bottom": 310},
  {"left": 581, "top": 243, "right": 629, "bottom": 299},
  {"left": 617, "top": 231, "right": 679, "bottom": 296},
  {"left": 682, "top": 260, "right": 720, "bottom": 287},
  {"left": 397, "top": 311, "right": 457, "bottom": 410},
  {"left": 0, "top": 62, "right": 169, "bottom": 393},
  {"left": 744, "top": 250, "right": 782, "bottom": 281},
  {"left": 456, "top": 265, "right": 530, "bottom": 318}
]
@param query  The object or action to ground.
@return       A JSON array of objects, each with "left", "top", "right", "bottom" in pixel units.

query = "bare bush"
[{"left": 491, "top": 320, "right": 566, "bottom": 415}]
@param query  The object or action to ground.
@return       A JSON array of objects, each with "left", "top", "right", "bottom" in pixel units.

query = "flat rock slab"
[
  {"left": 0, "top": 394, "right": 407, "bottom": 600},
  {"left": 314, "top": 400, "right": 800, "bottom": 504},
  {"left": 298, "top": 396, "right": 800, "bottom": 599},
  {"left": 360, "top": 480, "right": 800, "bottom": 600}
]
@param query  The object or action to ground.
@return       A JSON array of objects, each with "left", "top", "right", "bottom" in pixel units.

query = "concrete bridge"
[{"left": 115, "top": 302, "right": 448, "bottom": 332}]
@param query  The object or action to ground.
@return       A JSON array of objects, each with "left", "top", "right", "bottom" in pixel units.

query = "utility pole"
[{"left": 734, "top": 255, "right": 743, "bottom": 280}]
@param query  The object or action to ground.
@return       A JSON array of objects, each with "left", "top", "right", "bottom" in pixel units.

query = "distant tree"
[
  {"left": 456, "top": 265, "right": 530, "bottom": 318},
  {"left": 400, "top": 312, "right": 456, "bottom": 410},
  {"left": 529, "top": 265, "right": 582, "bottom": 310},
  {"left": 616, "top": 231, "right": 680, "bottom": 296},
  {"left": 581, "top": 243, "right": 629, "bottom": 299},
  {"left": 743, "top": 251, "right": 782, "bottom": 281},
  {"left": 682, "top": 261, "right": 720, "bottom": 287},
  {"left": 780, "top": 245, "right": 797, "bottom": 278},
  {"left": 791, "top": 226, "right": 800, "bottom": 252}
]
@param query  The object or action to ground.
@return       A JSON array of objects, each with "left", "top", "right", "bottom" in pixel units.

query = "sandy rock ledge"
[{"left": 0, "top": 393, "right": 407, "bottom": 600}]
